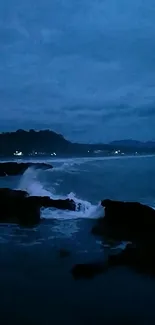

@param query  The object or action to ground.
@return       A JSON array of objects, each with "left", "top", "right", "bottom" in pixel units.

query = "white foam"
[
  {"left": 18, "top": 167, "right": 104, "bottom": 220},
  {"left": 1, "top": 153, "right": 155, "bottom": 165},
  {"left": 48, "top": 161, "right": 79, "bottom": 173},
  {"left": 41, "top": 203, "right": 103, "bottom": 220},
  {"left": 18, "top": 167, "right": 53, "bottom": 197}
]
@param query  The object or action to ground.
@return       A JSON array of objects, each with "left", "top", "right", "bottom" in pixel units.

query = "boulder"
[
  {"left": 101, "top": 199, "right": 155, "bottom": 226},
  {"left": 107, "top": 242, "right": 155, "bottom": 277},
  {"left": 0, "top": 188, "right": 28, "bottom": 199},
  {"left": 25, "top": 196, "right": 76, "bottom": 211},
  {"left": 0, "top": 188, "right": 77, "bottom": 226},
  {"left": 92, "top": 199, "right": 155, "bottom": 241},
  {"left": 72, "top": 242, "right": 155, "bottom": 279},
  {"left": 71, "top": 262, "right": 105, "bottom": 279},
  {"left": 0, "top": 189, "right": 40, "bottom": 226},
  {"left": 0, "top": 162, "right": 53, "bottom": 177}
]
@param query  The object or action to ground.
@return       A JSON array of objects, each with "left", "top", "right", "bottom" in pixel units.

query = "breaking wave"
[{"left": 17, "top": 167, "right": 103, "bottom": 220}]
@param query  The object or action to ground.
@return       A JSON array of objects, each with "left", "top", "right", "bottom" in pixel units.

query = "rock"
[
  {"left": 49, "top": 198, "right": 76, "bottom": 211},
  {"left": 102, "top": 199, "right": 155, "bottom": 227},
  {"left": 26, "top": 196, "right": 76, "bottom": 211},
  {"left": 0, "top": 162, "right": 53, "bottom": 177},
  {"left": 0, "top": 188, "right": 28, "bottom": 199},
  {"left": 0, "top": 189, "right": 40, "bottom": 226},
  {"left": 71, "top": 262, "right": 105, "bottom": 279},
  {"left": 0, "top": 188, "right": 77, "bottom": 226},
  {"left": 107, "top": 242, "right": 155, "bottom": 277},
  {"left": 91, "top": 199, "right": 155, "bottom": 278},
  {"left": 71, "top": 242, "right": 155, "bottom": 279},
  {"left": 92, "top": 199, "right": 155, "bottom": 241}
]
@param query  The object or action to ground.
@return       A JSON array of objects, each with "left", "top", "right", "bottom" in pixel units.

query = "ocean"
[{"left": 1, "top": 154, "right": 155, "bottom": 324}]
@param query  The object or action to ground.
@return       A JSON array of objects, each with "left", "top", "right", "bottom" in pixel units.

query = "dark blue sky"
[{"left": 0, "top": 0, "right": 155, "bottom": 143}]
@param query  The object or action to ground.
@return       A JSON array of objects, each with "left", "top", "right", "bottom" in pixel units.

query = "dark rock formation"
[
  {"left": 92, "top": 199, "right": 155, "bottom": 241},
  {"left": 0, "top": 190, "right": 40, "bottom": 226},
  {"left": 107, "top": 242, "right": 155, "bottom": 277},
  {"left": 87, "top": 199, "right": 155, "bottom": 279},
  {"left": 71, "top": 262, "right": 105, "bottom": 279},
  {"left": 72, "top": 242, "right": 155, "bottom": 279},
  {"left": 0, "top": 188, "right": 77, "bottom": 226},
  {"left": 101, "top": 199, "right": 155, "bottom": 227},
  {"left": 24, "top": 196, "right": 76, "bottom": 211},
  {"left": 0, "top": 162, "right": 53, "bottom": 177},
  {"left": 0, "top": 187, "right": 28, "bottom": 199}
]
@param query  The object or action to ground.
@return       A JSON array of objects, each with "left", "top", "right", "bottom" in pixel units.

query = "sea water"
[{"left": 1, "top": 155, "right": 155, "bottom": 325}]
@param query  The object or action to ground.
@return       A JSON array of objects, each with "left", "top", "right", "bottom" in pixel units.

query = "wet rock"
[
  {"left": 27, "top": 196, "right": 76, "bottom": 211},
  {"left": 0, "top": 188, "right": 77, "bottom": 226},
  {"left": 90, "top": 199, "right": 155, "bottom": 278},
  {"left": 102, "top": 199, "right": 155, "bottom": 229},
  {"left": 0, "top": 195, "right": 40, "bottom": 226},
  {"left": 0, "top": 188, "right": 28, "bottom": 199},
  {"left": 0, "top": 162, "right": 53, "bottom": 177},
  {"left": 92, "top": 199, "right": 155, "bottom": 241},
  {"left": 107, "top": 242, "right": 155, "bottom": 277},
  {"left": 71, "top": 262, "right": 105, "bottom": 279}
]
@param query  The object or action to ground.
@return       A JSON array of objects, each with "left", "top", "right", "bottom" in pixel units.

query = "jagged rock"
[
  {"left": 0, "top": 188, "right": 77, "bottom": 226},
  {"left": 0, "top": 162, "right": 53, "bottom": 177},
  {"left": 71, "top": 262, "right": 105, "bottom": 279},
  {"left": 25, "top": 196, "right": 76, "bottom": 211},
  {"left": 92, "top": 199, "right": 155, "bottom": 241},
  {"left": 0, "top": 197, "right": 40, "bottom": 226},
  {"left": 0, "top": 188, "right": 28, "bottom": 199},
  {"left": 107, "top": 242, "right": 155, "bottom": 277},
  {"left": 71, "top": 242, "right": 155, "bottom": 279}
]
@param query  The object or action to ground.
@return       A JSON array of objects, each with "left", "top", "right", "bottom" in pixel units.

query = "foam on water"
[
  {"left": 1, "top": 153, "right": 153, "bottom": 165},
  {"left": 48, "top": 161, "right": 79, "bottom": 174},
  {"left": 18, "top": 167, "right": 104, "bottom": 220},
  {"left": 18, "top": 167, "right": 53, "bottom": 197}
]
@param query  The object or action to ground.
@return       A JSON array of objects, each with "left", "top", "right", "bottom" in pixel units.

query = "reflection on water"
[
  {"left": 0, "top": 219, "right": 107, "bottom": 264},
  {"left": 0, "top": 219, "right": 83, "bottom": 246}
]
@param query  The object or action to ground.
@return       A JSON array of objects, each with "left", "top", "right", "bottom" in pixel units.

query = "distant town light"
[
  {"left": 13, "top": 151, "right": 23, "bottom": 156},
  {"left": 114, "top": 150, "right": 121, "bottom": 154}
]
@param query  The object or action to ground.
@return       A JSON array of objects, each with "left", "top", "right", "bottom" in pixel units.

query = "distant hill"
[
  {"left": 0, "top": 129, "right": 72, "bottom": 156},
  {"left": 0, "top": 130, "right": 155, "bottom": 157},
  {"left": 109, "top": 140, "right": 155, "bottom": 149}
]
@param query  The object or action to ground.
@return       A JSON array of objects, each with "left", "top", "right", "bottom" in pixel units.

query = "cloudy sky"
[{"left": 0, "top": 0, "right": 155, "bottom": 142}]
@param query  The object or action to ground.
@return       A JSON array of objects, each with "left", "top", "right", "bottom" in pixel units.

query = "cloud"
[{"left": 0, "top": 0, "right": 155, "bottom": 142}]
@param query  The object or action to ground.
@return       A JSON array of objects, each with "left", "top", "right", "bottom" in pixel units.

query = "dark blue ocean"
[{"left": 1, "top": 155, "right": 155, "bottom": 324}]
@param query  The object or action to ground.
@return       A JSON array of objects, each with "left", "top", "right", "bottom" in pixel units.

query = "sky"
[{"left": 0, "top": 0, "right": 155, "bottom": 143}]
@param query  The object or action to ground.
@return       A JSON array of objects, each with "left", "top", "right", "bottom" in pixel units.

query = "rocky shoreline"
[
  {"left": 72, "top": 199, "right": 155, "bottom": 279},
  {"left": 0, "top": 188, "right": 78, "bottom": 226},
  {"left": 1, "top": 162, "right": 155, "bottom": 279},
  {"left": 0, "top": 162, "right": 53, "bottom": 176}
]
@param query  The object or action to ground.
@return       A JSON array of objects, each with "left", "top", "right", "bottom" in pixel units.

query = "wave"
[
  {"left": 1, "top": 154, "right": 154, "bottom": 165},
  {"left": 48, "top": 161, "right": 79, "bottom": 174},
  {"left": 18, "top": 167, "right": 53, "bottom": 197},
  {"left": 17, "top": 167, "right": 104, "bottom": 220}
]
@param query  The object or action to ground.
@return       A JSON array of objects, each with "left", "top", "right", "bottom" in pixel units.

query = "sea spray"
[{"left": 18, "top": 167, "right": 104, "bottom": 220}]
